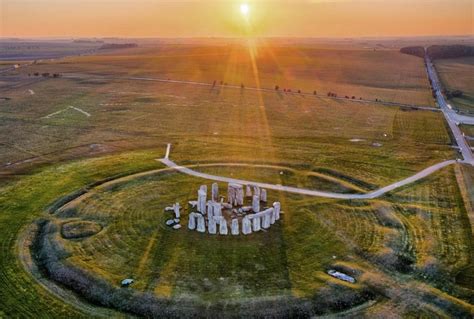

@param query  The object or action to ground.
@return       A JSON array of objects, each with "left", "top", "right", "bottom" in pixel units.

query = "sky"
[{"left": 1, "top": 0, "right": 473, "bottom": 38}]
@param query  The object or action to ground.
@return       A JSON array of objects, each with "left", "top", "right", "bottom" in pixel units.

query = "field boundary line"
[{"left": 62, "top": 73, "right": 439, "bottom": 111}]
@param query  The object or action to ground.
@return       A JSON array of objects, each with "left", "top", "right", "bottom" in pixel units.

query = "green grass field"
[
  {"left": 3, "top": 155, "right": 470, "bottom": 317},
  {"left": 1, "top": 73, "right": 452, "bottom": 186},
  {"left": 0, "top": 41, "right": 472, "bottom": 318}
]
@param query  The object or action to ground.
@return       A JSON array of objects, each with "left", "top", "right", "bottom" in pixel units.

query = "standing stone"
[
  {"left": 208, "top": 217, "right": 217, "bottom": 234},
  {"left": 211, "top": 183, "right": 219, "bottom": 201},
  {"left": 219, "top": 217, "right": 228, "bottom": 235},
  {"left": 270, "top": 208, "right": 276, "bottom": 224},
  {"left": 188, "top": 213, "right": 196, "bottom": 230},
  {"left": 231, "top": 219, "right": 239, "bottom": 235},
  {"left": 207, "top": 201, "right": 214, "bottom": 220},
  {"left": 260, "top": 189, "right": 267, "bottom": 202},
  {"left": 252, "top": 215, "right": 261, "bottom": 232},
  {"left": 253, "top": 185, "right": 261, "bottom": 198},
  {"left": 273, "top": 202, "right": 281, "bottom": 221},
  {"left": 198, "top": 189, "right": 207, "bottom": 214},
  {"left": 252, "top": 195, "right": 260, "bottom": 213},
  {"left": 200, "top": 185, "right": 207, "bottom": 194},
  {"left": 212, "top": 202, "right": 222, "bottom": 217},
  {"left": 197, "top": 214, "right": 206, "bottom": 233},
  {"left": 262, "top": 208, "right": 273, "bottom": 229},
  {"left": 228, "top": 183, "right": 244, "bottom": 206},
  {"left": 173, "top": 203, "right": 181, "bottom": 219},
  {"left": 242, "top": 216, "right": 252, "bottom": 235},
  {"left": 245, "top": 185, "right": 252, "bottom": 197},
  {"left": 237, "top": 187, "right": 244, "bottom": 206}
]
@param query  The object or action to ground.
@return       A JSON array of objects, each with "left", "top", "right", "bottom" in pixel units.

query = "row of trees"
[
  {"left": 400, "top": 45, "right": 474, "bottom": 60},
  {"left": 211, "top": 81, "right": 376, "bottom": 102},
  {"left": 29, "top": 72, "right": 61, "bottom": 78}
]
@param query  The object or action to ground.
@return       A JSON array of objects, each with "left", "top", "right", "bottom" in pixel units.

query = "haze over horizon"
[{"left": 1, "top": 0, "right": 473, "bottom": 38}]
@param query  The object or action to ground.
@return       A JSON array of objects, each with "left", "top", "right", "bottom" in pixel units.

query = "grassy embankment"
[{"left": 0, "top": 151, "right": 160, "bottom": 318}]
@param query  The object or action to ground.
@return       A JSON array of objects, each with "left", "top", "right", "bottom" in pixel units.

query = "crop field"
[
  {"left": 435, "top": 57, "right": 474, "bottom": 114},
  {"left": 0, "top": 41, "right": 473, "bottom": 318}
]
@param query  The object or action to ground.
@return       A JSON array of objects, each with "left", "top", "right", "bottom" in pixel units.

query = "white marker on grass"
[{"left": 165, "top": 143, "right": 171, "bottom": 159}]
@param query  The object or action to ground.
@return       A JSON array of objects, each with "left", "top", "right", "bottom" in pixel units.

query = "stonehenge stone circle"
[{"left": 172, "top": 182, "right": 282, "bottom": 236}]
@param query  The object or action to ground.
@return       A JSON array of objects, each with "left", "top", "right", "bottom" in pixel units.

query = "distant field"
[
  {"left": 16, "top": 43, "right": 435, "bottom": 106},
  {"left": 0, "top": 40, "right": 100, "bottom": 61},
  {"left": 0, "top": 75, "right": 452, "bottom": 186},
  {"left": 435, "top": 57, "right": 474, "bottom": 114}
]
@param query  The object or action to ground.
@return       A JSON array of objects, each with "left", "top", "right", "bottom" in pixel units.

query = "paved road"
[
  {"left": 159, "top": 145, "right": 456, "bottom": 199},
  {"left": 449, "top": 112, "right": 474, "bottom": 125},
  {"left": 61, "top": 73, "right": 439, "bottom": 112},
  {"left": 425, "top": 56, "right": 474, "bottom": 165}
]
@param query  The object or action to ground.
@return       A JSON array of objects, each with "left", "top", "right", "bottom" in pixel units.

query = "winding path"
[{"left": 159, "top": 144, "right": 456, "bottom": 200}]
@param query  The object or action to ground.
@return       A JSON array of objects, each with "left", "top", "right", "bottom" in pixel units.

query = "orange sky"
[{"left": 1, "top": 0, "right": 472, "bottom": 38}]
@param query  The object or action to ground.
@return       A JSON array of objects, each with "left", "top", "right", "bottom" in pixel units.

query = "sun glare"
[{"left": 240, "top": 3, "right": 249, "bottom": 17}]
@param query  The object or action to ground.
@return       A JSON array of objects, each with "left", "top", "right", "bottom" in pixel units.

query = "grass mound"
[{"left": 61, "top": 220, "right": 103, "bottom": 239}]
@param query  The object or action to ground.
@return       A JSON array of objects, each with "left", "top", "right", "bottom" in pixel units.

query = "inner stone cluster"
[{"left": 165, "top": 182, "right": 282, "bottom": 236}]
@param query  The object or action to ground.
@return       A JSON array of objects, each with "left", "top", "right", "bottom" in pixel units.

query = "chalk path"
[{"left": 159, "top": 144, "right": 457, "bottom": 200}]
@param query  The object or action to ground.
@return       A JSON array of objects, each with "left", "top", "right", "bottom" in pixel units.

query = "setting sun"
[{"left": 240, "top": 3, "right": 250, "bottom": 17}]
